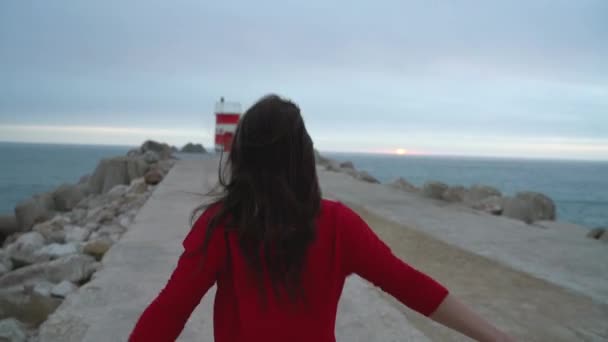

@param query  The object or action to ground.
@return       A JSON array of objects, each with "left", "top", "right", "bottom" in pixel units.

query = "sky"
[{"left": 1, "top": 0, "right": 607, "bottom": 160}]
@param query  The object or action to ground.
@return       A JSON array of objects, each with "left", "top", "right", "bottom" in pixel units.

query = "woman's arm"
[
  {"left": 337, "top": 203, "right": 515, "bottom": 341},
  {"left": 129, "top": 208, "right": 226, "bottom": 341},
  {"left": 430, "top": 294, "right": 515, "bottom": 342}
]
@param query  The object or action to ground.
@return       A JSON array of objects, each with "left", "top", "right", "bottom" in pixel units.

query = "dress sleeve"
[
  {"left": 129, "top": 207, "right": 226, "bottom": 341},
  {"left": 337, "top": 203, "right": 449, "bottom": 316}
]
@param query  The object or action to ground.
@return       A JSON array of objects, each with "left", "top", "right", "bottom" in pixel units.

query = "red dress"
[{"left": 130, "top": 199, "right": 448, "bottom": 341}]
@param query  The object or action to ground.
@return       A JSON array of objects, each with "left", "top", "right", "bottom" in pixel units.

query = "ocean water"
[
  {"left": 1, "top": 143, "right": 606, "bottom": 228},
  {"left": 0, "top": 142, "right": 131, "bottom": 215},
  {"left": 325, "top": 152, "right": 608, "bottom": 228}
]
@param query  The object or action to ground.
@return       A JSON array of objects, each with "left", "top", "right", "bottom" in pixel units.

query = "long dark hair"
[{"left": 193, "top": 94, "right": 321, "bottom": 302}]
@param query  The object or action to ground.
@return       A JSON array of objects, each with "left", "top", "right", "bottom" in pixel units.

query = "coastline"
[
  {"left": 0, "top": 141, "right": 180, "bottom": 339},
  {"left": 0, "top": 149, "right": 606, "bottom": 340},
  {"left": 317, "top": 153, "right": 608, "bottom": 303},
  {"left": 33, "top": 157, "right": 608, "bottom": 341}
]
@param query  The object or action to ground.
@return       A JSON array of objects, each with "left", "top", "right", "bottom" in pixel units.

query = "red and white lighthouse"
[{"left": 214, "top": 97, "right": 241, "bottom": 152}]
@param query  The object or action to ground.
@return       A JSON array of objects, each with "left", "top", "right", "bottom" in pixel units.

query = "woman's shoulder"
[
  {"left": 320, "top": 198, "right": 354, "bottom": 215},
  {"left": 182, "top": 202, "right": 224, "bottom": 252},
  {"left": 319, "top": 198, "right": 357, "bottom": 225}
]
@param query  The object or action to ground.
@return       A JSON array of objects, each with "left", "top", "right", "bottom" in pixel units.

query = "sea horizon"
[{"left": 2, "top": 140, "right": 608, "bottom": 164}]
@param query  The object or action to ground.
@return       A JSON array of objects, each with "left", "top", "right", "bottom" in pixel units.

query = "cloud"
[
  {"left": 0, "top": 124, "right": 212, "bottom": 147},
  {"left": 0, "top": 0, "right": 607, "bottom": 158}
]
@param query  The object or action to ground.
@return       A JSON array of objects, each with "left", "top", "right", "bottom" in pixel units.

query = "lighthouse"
[{"left": 214, "top": 97, "right": 242, "bottom": 152}]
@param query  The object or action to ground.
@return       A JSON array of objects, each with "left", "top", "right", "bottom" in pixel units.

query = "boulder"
[
  {"left": 442, "top": 186, "right": 467, "bottom": 202},
  {"left": 33, "top": 281, "right": 54, "bottom": 297},
  {"left": 0, "top": 215, "right": 19, "bottom": 237},
  {"left": 69, "top": 208, "right": 88, "bottom": 226},
  {"left": 6, "top": 232, "right": 46, "bottom": 267},
  {"left": 83, "top": 238, "right": 113, "bottom": 260},
  {"left": 181, "top": 143, "right": 207, "bottom": 153},
  {"left": 144, "top": 169, "right": 163, "bottom": 185},
  {"left": 503, "top": 192, "right": 556, "bottom": 224},
  {"left": 106, "top": 184, "right": 129, "bottom": 201},
  {"left": 52, "top": 184, "right": 87, "bottom": 212},
  {"left": 51, "top": 280, "right": 78, "bottom": 298},
  {"left": 472, "top": 196, "right": 504, "bottom": 215},
  {"left": 389, "top": 178, "right": 418, "bottom": 192},
  {"left": 0, "top": 254, "right": 99, "bottom": 290},
  {"left": 88, "top": 156, "right": 149, "bottom": 194},
  {"left": 32, "top": 216, "right": 69, "bottom": 243},
  {"left": 14, "top": 193, "right": 56, "bottom": 231},
  {"left": 97, "top": 209, "right": 116, "bottom": 224},
  {"left": 514, "top": 192, "right": 556, "bottom": 221},
  {"left": 355, "top": 171, "right": 381, "bottom": 184},
  {"left": 502, "top": 197, "right": 533, "bottom": 224},
  {"left": 143, "top": 150, "right": 160, "bottom": 164},
  {"left": 128, "top": 177, "right": 148, "bottom": 194},
  {"left": 325, "top": 159, "right": 342, "bottom": 172},
  {"left": 86, "top": 207, "right": 116, "bottom": 225},
  {"left": 140, "top": 140, "right": 172, "bottom": 159},
  {"left": 464, "top": 185, "right": 502, "bottom": 206},
  {"left": 586, "top": 228, "right": 606, "bottom": 240},
  {"left": 0, "top": 290, "right": 62, "bottom": 326},
  {"left": 65, "top": 225, "right": 89, "bottom": 243},
  {"left": 339, "top": 161, "right": 355, "bottom": 169},
  {"left": 0, "top": 263, "right": 9, "bottom": 277},
  {"left": 0, "top": 318, "right": 27, "bottom": 342},
  {"left": 118, "top": 215, "right": 132, "bottom": 228},
  {"left": 422, "top": 181, "right": 449, "bottom": 200},
  {"left": 95, "top": 224, "right": 126, "bottom": 242},
  {"left": 0, "top": 251, "right": 12, "bottom": 277},
  {"left": 34, "top": 243, "right": 79, "bottom": 260}
]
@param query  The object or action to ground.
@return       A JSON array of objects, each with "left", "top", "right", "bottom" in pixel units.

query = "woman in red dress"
[{"left": 130, "top": 95, "right": 514, "bottom": 342}]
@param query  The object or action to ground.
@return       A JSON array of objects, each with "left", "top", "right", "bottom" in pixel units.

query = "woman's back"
[
  {"left": 130, "top": 199, "right": 448, "bottom": 341},
  {"left": 130, "top": 95, "right": 515, "bottom": 342}
]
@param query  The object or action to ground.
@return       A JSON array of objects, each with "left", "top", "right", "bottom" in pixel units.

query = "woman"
[{"left": 130, "top": 95, "right": 515, "bottom": 341}]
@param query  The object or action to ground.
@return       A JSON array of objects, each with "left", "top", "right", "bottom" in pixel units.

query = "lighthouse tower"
[{"left": 214, "top": 97, "right": 241, "bottom": 152}]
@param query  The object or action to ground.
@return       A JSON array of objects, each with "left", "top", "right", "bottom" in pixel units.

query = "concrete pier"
[{"left": 39, "top": 159, "right": 430, "bottom": 341}]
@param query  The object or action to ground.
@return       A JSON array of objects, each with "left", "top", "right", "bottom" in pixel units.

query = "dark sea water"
[
  {"left": 1, "top": 143, "right": 606, "bottom": 228},
  {"left": 325, "top": 152, "right": 608, "bottom": 229},
  {"left": 0, "top": 142, "right": 132, "bottom": 215}
]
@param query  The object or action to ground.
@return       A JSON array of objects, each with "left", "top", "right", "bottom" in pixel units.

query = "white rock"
[
  {"left": 51, "top": 280, "right": 78, "bottom": 298},
  {"left": 65, "top": 226, "right": 89, "bottom": 243},
  {"left": 96, "top": 209, "right": 116, "bottom": 224},
  {"left": 35, "top": 243, "right": 79, "bottom": 259},
  {"left": 97, "top": 224, "right": 126, "bottom": 237},
  {"left": 0, "top": 263, "right": 10, "bottom": 277},
  {"left": 106, "top": 184, "right": 129, "bottom": 201},
  {"left": 11, "top": 231, "right": 45, "bottom": 249},
  {"left": 85, "top": 207, "right": 103, "bottom": 221},
  {"left": 6, "top": 232, "right": 46, "bottom": 265},
  {"left": 84, "top": 222, "right": 99, "bottom": 232},
  {"left": 127, "top": 177, "right": 147, "bottom": 194},
  {"left": 118, "top": 216, "right": 132, "bottom": 228},
  {"left": 143, "top": 150, "right": 160, "bottom": 164},
  {"left": 0, "top": 254, "right": 98, "bottom": 289},
  {"left": 32, "top": 219, "right": 66, "bottom": 243},
  {"left": 0, "top": 250, "right": 12, "bottom": 275},
  {"left": 0, "top": 318, "right": 27, "bottom": 342},
  {"left": 33, "top": 281, "right": 54, "bottom": 297},
  {"left": 70, "top": 208, "right": 88, "bottom": 225}
]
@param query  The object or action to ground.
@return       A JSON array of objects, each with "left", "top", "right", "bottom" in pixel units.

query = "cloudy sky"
[{"left": 1, "top": 0, "right": 607, "bottom": 160}]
